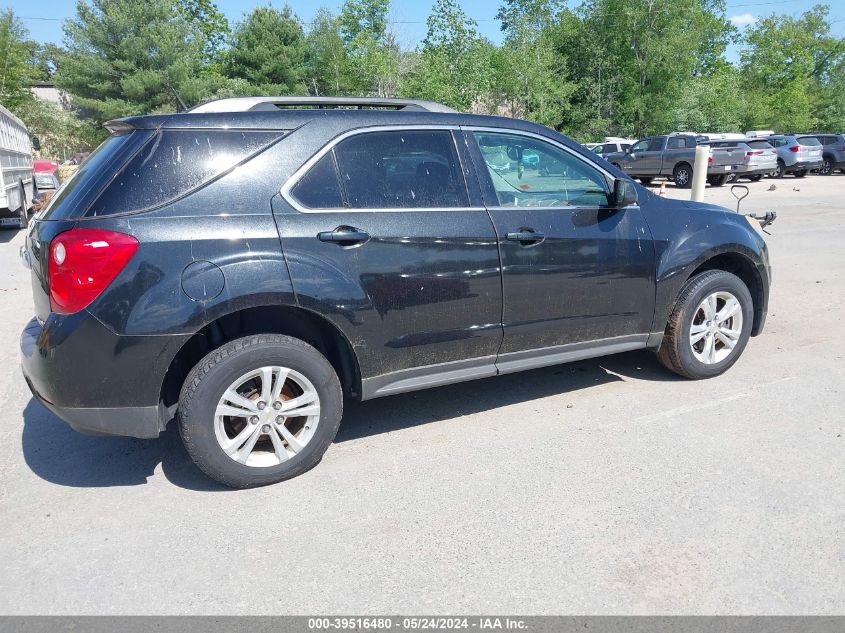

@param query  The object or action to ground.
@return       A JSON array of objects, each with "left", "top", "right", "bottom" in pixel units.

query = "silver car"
[
  {"left": 709, "top": 139, "right": 778, "bottom": 181},
  {"left": 766, "top": 134, "right": 823, "bottom": 178},
  {"left": 800, "top": 133, "right": 845, "bottom": 175}
]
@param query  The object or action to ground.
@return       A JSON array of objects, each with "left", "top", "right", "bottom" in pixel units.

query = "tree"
[
  {"left": 57, "top": 0, "right": 218, "bottom": 121},
  {"left": 561, "top": 0, "right": 735, "bottom": 137},
  {"left": 338, "top": 0, "right": 401, "bottom": 96},
  {"left": 740, "top": 4, "right": 845, "bottom": 132},
  {"left": 403, "top": 0, "right": 493, "bottom": 110},
  {"left": 225, "top": 6, "right": 307, "bottom": 94},
  {"left": 0, "top": 10, "right": 34, "bottom": 111},
  {"left": 305, "top": 8, "right": 353, "bottom": 96},
  {"left": 177, "top": 0, "right": 229, "bottom": 62},
  {"left": 494, "top": 0, "right": 574, "bottom": 127}
]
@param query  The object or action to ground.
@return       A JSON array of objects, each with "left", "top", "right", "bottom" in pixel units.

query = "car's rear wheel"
[
  {"left": 794, "top": 169, "right": 807, "bottom": 178},
  {"left": 747, "top": 174, "right": 763, "bottom": 182},
  {"left": 639, "top": 177, "right": 653, "bottom": 186},
  {"left": 673, "top": 163, "right": 693, "bottom": 188},
  {"left": 179, "top": 334, "right": 343, "bottom": 488},
  {"left": 771, "top": 160, "right": 785, "bottom": 178},
  {"left": 657, "top": 270, "right": 753, "bottom": 379},
  {"left": 819, "top": 156, "right": 833, "bottom": 175},
  {"left": 707, "top": 174, "right": 728, "bottom": 187}
]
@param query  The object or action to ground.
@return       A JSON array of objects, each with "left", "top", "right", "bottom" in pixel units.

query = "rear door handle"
[
  {"left": 505, "top": 229, "right": 545, "bottom": 245},
  {"left": 317, "top": 226, "right": 370, "bottom": 245}
]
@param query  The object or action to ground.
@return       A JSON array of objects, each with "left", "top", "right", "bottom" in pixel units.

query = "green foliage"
[
  {"left": 57, "top": 0, "right": 217, "bottom": 121},
  {"left": 225, "top": 6, "right": 307, "bottom": 94},
  {"left": 402, "top": 0, "right": 493, "bottom": 111},
  {"left": 740, "top": 4, "right": 845, "bottom": 132},
  {"left": 305, "top": 8, "right": 354, "bottom": 96},
  {"left": 177, "top": 0, "right": 229, "bottom": 61},
  {"left": 3, "top": 0, "right": 843, "bottom": 157},
  {"left": 0, "top": 10, "right": 33, "bottom": 111},
  {"left": 337, "top": 0, "right": 400, "bottom": 96},
  {"left": 493, "top": 0, "right": 574, "bottom": 128}
]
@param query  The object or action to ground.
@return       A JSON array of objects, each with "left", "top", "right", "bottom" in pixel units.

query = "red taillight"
[
  {"left": 48, "top": 229, "right": 139, "bottom": 314},
  {"left": 746, "top": 150, "right": 764, "bottom": 156},
  {"left": 788, "top": 145, "right": 800, "bottom": 153},
  {"left": 708, "top": 156, "right": 713, "bottom": 165}
]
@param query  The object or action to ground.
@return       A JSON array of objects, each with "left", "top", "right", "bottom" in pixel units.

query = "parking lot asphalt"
[{"left": 0, "top": 175, "right": 842, "bottom": 615}]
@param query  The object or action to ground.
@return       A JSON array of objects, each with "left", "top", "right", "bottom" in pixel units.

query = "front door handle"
[
  {"left": 505, "top": 228, "right": 545, "bottom": 246},
  {"left": 317, "top": 226, "right": 370, "bottom": 246}
]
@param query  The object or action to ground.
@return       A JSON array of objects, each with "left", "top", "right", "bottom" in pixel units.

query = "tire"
[
  {"left": 657, "top": 270, "right": 753, "bottom": 380},
  {"left": 17, "top": 183, "right": 27, "bottom": 230},
  {"left": 819, "top": 156, "right": 833, "bottom": 175},
  {"left": 748, "top": 174, "right": 763, "bottom": 182},
  {"left": 639, "top": 177, "right": 653, "bottom": 186},
  {"left": 673, "top": 163, "right": 693, "bottom": 189},
  {"left": 707, "top": 174, "right": 728, "bottom": 187},
  {"left": 178, "top": 334, "right": 343, "bottom": 488},
  {"left": 794, "top": 169, "right": 807, "bottom": 178},
  {"left": 772, "top": 160, "right": 785, "bottom": 179}
]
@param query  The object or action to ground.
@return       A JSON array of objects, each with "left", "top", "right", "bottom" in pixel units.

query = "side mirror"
[{"left": 612, "top": 178, "right": 638, "bottom": 208}]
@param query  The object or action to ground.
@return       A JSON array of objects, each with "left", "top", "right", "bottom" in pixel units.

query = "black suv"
[{"left": 20, "top": 97, "right": 771, "bottom": 487}]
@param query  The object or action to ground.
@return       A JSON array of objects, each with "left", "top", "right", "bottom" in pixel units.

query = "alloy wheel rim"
[
  {"left": 214, "top": 366, "right": 321, "bottom": 467},
  {"left": 821, "top": 160, "right": 831, "bottom": 174},
  {"left": 677, "top": 169, "right": 689, "bottom": 185},
  {"left": 689, "top": 291, "right": 743, "bottom": 365}
]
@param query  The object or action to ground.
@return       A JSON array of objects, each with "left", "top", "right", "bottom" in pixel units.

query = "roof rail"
[{"left": 189, "top": 96, "right": 457, "bottom": 114}]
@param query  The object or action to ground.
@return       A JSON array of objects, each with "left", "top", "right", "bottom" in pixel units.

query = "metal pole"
[{"left": 691, "top": 144, "right": 709, "bottom": 202}]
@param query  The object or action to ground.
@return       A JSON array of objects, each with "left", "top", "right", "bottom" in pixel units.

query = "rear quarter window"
[{"left": 87, "top": 130, "right": 280, "bottom": 217}]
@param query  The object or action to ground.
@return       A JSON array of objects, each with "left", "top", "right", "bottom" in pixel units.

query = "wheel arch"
[
  {"left": 668, "top": 249, "right": 766, "bottom": 338},
  {"left": 160, "top": 304, "right": 362, "bottom": 416}
]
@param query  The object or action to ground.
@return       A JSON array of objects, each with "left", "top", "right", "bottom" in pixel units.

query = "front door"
[{"left": 464, "top": 129, "right": 656, "bottom": 365}]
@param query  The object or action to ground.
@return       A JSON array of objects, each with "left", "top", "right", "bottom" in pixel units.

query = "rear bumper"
[
  {"left": 20, "top": 314, "right": 185, "bottom": 439},
  {"left": 784, "top": 159, "right": 822, "bottom": 172}
]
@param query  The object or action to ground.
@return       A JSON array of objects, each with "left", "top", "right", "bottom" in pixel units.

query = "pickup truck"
[{"left": 604, "top": 134, "right": 746, "bottom": 188}]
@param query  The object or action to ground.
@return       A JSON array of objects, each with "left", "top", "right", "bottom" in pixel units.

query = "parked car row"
[{"left": 582, "top": 130, "right": 844, "bottom": 187}]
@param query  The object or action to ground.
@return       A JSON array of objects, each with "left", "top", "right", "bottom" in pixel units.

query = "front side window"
[
  {"left": 648, "top": 137, "right": 665, "bottom": 151},
  {"left": 473, "top": 131, "right": 610, "bottom": 208},
  {"left": 630, "top": 140, "right": 649, "bottom": 153}
]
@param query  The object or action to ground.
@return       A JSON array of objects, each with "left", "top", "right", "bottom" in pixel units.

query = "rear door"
[
  {"left": 274, "top": 127, "right": 503, "bottom": 394},
  {"left": 464, "top": 128, "right": 656, "bottom": 364}
]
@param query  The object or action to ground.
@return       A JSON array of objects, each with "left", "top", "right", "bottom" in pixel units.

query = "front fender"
[{"left": 641, "top": 194, "right": 770, "bottom": 343}]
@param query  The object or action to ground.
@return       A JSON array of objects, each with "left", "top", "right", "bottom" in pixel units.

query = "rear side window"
[
  {"left": 39, "top": 132, "right": 142, "bottom": 220},
  {"left": 87, "top": 130, "right": 280, "bottom": 216},
  {"left": 290, "top": 130, "right": 469, "bottom": 210},
  {"left": 797, "top": 137, "right": 821, "bottom": 147},
  {"left": 334, "top": 130, "right": 468, "bottom": 209}
]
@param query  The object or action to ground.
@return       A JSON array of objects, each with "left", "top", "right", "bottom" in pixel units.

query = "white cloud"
[{"left": 730, "top": 13, "right": 756, "bottom": 27}]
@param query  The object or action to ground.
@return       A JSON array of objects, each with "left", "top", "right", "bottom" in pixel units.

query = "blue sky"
[{"left": 6, "top": 0, "right": 844, "bottom": 54}]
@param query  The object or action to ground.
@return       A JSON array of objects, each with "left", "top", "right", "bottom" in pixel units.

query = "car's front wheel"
[
  {"left": 657, "top": 270, "right": 753, "bottom": 379},
  {"left": 179, "top": 334, "right": 343, "bottom": 488}
]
